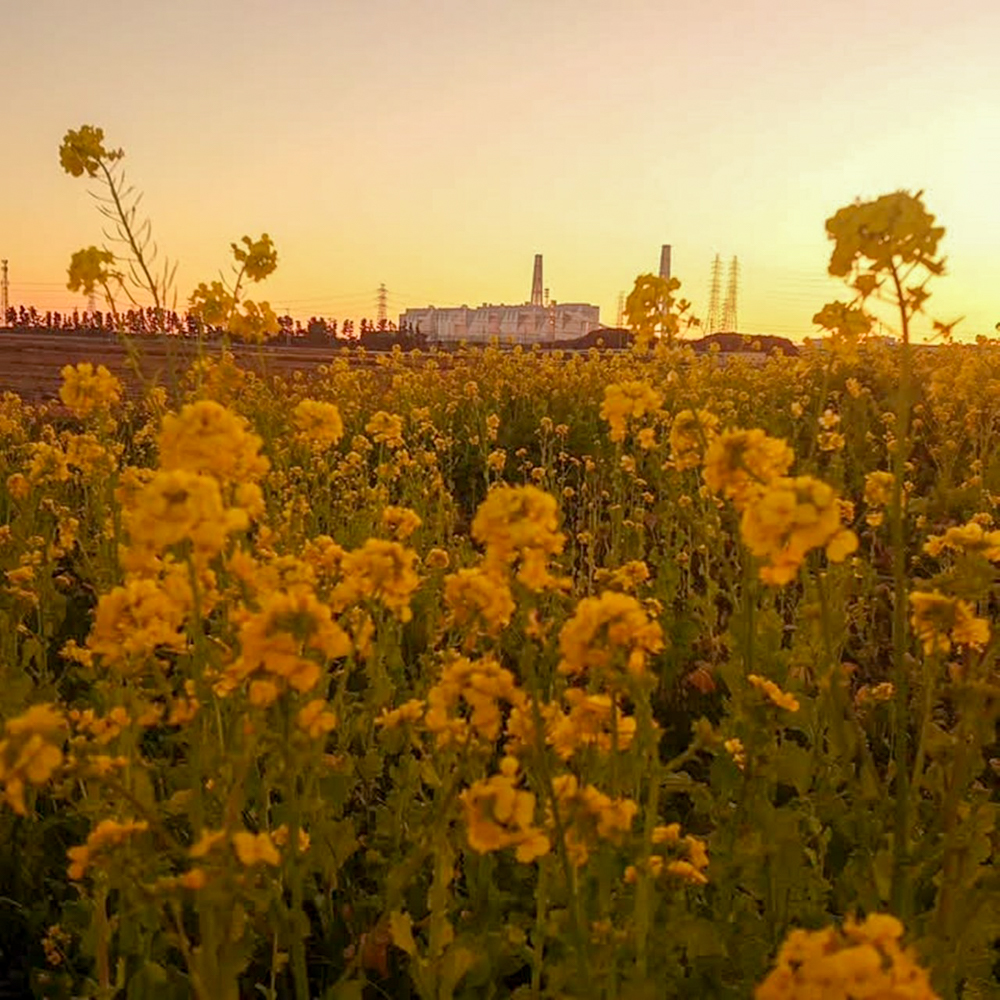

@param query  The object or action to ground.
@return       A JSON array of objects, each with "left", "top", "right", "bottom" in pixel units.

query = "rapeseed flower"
[
  {"left": 756, "top": 912, "right": 940, "bottom": 1000},
  {"left": 59, "top": 362, "right": 121, "bottom": 418},
  {"left": 908, "top": 591, "right": 989, "bottom": 655},
  {"left": 740, "top": 475, "right": 858, "bottom": 585},
  {"left": 669, "top": 408, "right": 719, "bottom": 470},
  {"left": 460, "top": 757, "right": 549, "bottom": 863},
  {"left": 558, "top": 591, "right": 664, "bottom": 683},
  {"left": 702, "top": 428, "right": 794, "bottom": 510}
]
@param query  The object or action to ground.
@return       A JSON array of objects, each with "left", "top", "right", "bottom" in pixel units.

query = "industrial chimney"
[
  {"left": 659, "top": 245, "right": 672, "bottom": 281},
  {"left": 531, "top": 254, "right": 544, "bottom": 306}
]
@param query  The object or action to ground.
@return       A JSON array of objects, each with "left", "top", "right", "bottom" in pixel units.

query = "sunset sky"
[{"left": 2, "top": 0, "right": 997, "bottom": 341}]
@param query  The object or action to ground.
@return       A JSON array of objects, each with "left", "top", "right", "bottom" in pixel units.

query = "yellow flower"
[
  {"left": 425, "top": 655, "right": 526, "bottom": 747},
  {"left": 293, "top": 398, "right": 344, "bottom": 447},
  {"left": 669, "top": 409, "right": 719, "bottom": 470},
  {"left": 748, "top": 674, "right": 800, "bottom": 712},
  {"left": 702, "top": 428, "right": 794, "bottom": 509},
  {"left": 444, "top": 567, "right": 515, "bottom": 644},
  {"left": 740, "top": 475, "right": 857, "bottom": 585},
  {"left": 365, "top": 411, "right": 405, "bottom": 448},
  {"left": 909, "top": 590, "right": 990, "bottom": 655},
  {"left": 232, "top": 830, "right": 281, "bottom": 867},
  {"left": 190, "top": 828, "right": 229, "bottom": 858},
  {"left": 87, "top": 577, "right": 189, "bottom": 669},
  {"left": 471, "top": 485, "right": 565, "bottom": 590},
  {"left": 545, "top": 690, "right": 637, "bottom": 760},
  {"left": 297, "top": 699, "right": 337, "bottom": 738},
  {"left": 66, "top": 818, "right": 149, "bottom": 880},
  {"left": 424, "top": 547, "right": 451, "bottom": 570},
  {"left": 59, "top": 362, "right": 121, "bottom": 418},
  {"left": 225, "top": 588, "right": 352, "bottom": 696},
  {"left": 599, "top": 382, "right": 662, "bottom": 442},
  {"left": 158, "top": 400, "right": 270, "bottom": 484},
  {"left": 59, "top": 124, "right": 123, "bottom": 177},
  {"left": 381, "top": 505, "right": 422, "bottom": 540},
  {"left": 557, "top": 591, "right": 663, "bottom": 683},
  {"left": 756, "top": 912, "right": 940, "bottom": 1000},
  {"left": 126, "top": 469, "right": 249, "bottom": 558},
  {"left": 376, "top": 699, "right": 426, "bottom": 730},
  {"left": 334, "top": 538, "right": 421, "bottom": 622},
  {"left": 460, "top": 757, "right": 550, "bottom": 863},
  {"left": 548, "top": 774, "right": 637, "bottom": 867},
  {"left": 924, "top": 520, "right": 1000, "bottom": 561}
]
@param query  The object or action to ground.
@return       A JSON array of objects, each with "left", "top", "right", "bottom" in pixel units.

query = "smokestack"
[
  {"left": 531, "top": 253, "right": 544, "bottom": 306},
  {"left": 659, "top": 244, "right": 672, "bottom": 281}
]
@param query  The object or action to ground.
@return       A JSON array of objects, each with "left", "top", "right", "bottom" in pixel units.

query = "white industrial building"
[
  {"left": 400, "top": 302, "right": 600, "bottom": 345},
  {"left": 399, "top": 254, "right": 601, "bottom": 345}
]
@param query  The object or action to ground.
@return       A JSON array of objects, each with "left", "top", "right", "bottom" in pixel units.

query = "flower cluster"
[
  {"left": 59, "top": 362, "right": 122, "bottom": 418},
  {"left": 599, "top": 381, "right": 662, "bottom": 443},
  {"left": 740, "top": 476, "right": 858, "bottom": 585},
  {"left": 471, "top": 484, "right": 566, "bottom": 590},
  {"left": 0, "top": 704, "right": 66, "bottom": 814},
  {"left": 756, "top": 913, "right": 939, "bottom": 1000},
  {"left": 558, "top": 591, "right": 664, "bottom": 684},
  {"left": 908, "top": 590, "right": 990, "bottom": 655},
  {"left": 460, "top": 757, "right": 550, "bottom": 862}
]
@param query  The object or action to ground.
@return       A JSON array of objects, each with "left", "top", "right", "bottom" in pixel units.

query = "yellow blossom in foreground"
[
  {"left": 232, "top": 830, "right": 281, "bottom": 867},
  {"left": 158, "top": 399, "right": 270, "bottom": 484},
  {"left": 126, "top": 469, "right": 249, "bottom": 558},
  {"left": 87, "top": 576, "right": 190, "bottom": 669},
  {"left": 424, "top": 547, "right": 450, "bottom": 570},
  {"left": 381, "top": 505, "right": 422, "bottom": 540},
  {"left": 297, "top": 699, "right": 337, "bottom": 738},
  {"left": 334, "top": 538, "right": 421, "bottom": 622},
  {"left": 748, "top": 675, "right": 800, "bottom": 712},
  {"left": 0, "top": 704, "right": 67, "bottom": 814},
  {"left": 471, "top": 485, "right": 565, "bottom": 590},
  {"left": 59, "top": 362, "right": 121, "bottom": 418},
  {"left": 549, "top": 773, "right": 637, "bottom": 866},
  {"left": 724, "top": 737, "right": 746, "bottom": 769},
  {"left": 292, "top": 398, "right": 344, "bottom": 447},
  {"left": 425, "top": 655, "right": 525, "bottom": 747},
  {"left": 376, "top": 699, "right": 426, "bottom": 730},
  {"left": 599, "top": 381, "right": 663, "bottom": 442},
  {"left": 365, "top": 410, "right": 405, "bottom": 448},
  {"left": 67, "top": 819, "right": 149, "bottom": 880},
  {"left": 756, "top": 912, "right": 940, "bottom": 1000},
  {"left": 224, "top": 588, "right": 352, "bottom": 696},
  {"left": 908, "top": 591, "right": 990, "bottom": 655},
  {"left": 702, "top": 428, "right": 794, "bottom": 509},
  {"left": 558, "top": 591, "right": 664, "bottom": 682},
  {"left": 444, "top": 566, "right": 516, "bottom": 643},
  {"left": 740, "top": 475, "right": 858, "bottom": 585},
  {"left": 924, "top": 519, "right": 1000, "bottom": 561},
  {"left": 545, "top": 689, "right": 637, "bottom": 760},
  {"left": 669, "top": 409, "right": 719, "bottom": 470},
  {"left": 460, "top": 756, "right": 550, "bottom": 863}
]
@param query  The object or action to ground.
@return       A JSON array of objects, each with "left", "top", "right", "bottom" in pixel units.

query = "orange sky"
[{"left": 2, "top": 0, "right": 997, "bottom": 340}]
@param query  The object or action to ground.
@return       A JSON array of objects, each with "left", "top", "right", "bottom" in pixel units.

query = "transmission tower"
[
  {"left": 1, "top": 260, "right": 8, "bottom": 323},
  {"left": 376, "top": 283, "right": 388, "bottom": 326},
  {"left": 705, "top": 254, "right": 722, "bottom": 334},
  {"left": 616, "top": 291, "right": 625, "bottom": 328},
  {"left": 721, "top": 256, "right": 739, "bottom": 332}
]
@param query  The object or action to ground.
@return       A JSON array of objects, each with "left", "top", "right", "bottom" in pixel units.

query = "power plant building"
[{"left": 399, "top": 254, "right": 600, "bottom": 345}]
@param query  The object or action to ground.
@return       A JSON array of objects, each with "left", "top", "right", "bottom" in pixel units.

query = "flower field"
[
  {"left": 3, "top": 321, "right": 999, "bottom": 999},
  {"left": 1, "top": 138, "right": 996, "bottom": 998}
]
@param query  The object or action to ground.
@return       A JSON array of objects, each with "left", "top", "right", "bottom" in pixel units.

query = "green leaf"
[{"left": 390, "top": 909, "right": 417, "bottom": 957}]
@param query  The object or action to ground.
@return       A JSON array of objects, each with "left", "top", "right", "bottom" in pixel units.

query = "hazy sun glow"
[{"left": 2, "top": 0, "right": 997, "bottom": 340}]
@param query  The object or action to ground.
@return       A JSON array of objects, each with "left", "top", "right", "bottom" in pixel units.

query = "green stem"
[{"left": 888, "top": 259, "right": 914, "bottom": 919}]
